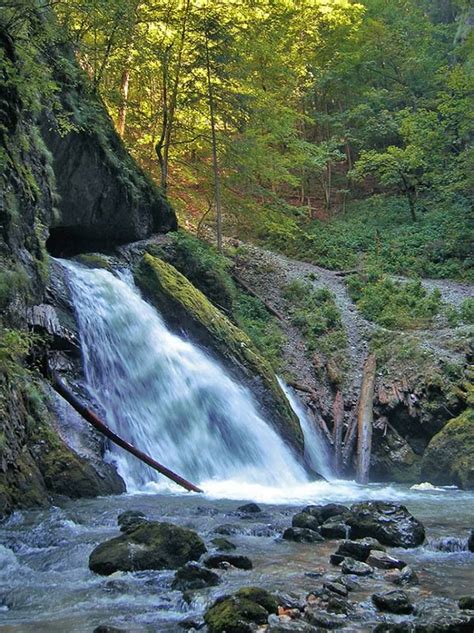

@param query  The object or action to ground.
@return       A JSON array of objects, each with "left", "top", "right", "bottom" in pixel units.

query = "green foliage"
[
  {"left": 282, "top": 279, "right": 346, "bottom": 357},
  {"left": 347, "top": 273, "right": 443, "bottom": 328}
]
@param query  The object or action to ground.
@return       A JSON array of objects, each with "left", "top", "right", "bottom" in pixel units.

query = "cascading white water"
[{"left": 61, "top": 261, "right": 330, "bottom": 494}]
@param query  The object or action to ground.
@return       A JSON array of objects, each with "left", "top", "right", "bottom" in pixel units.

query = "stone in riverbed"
[
  {"left": 385, "top": 565, "right": 418, "bottom": 586},
  {"left": 468, "top": 529, "right": 474, "bottom": 552},
  {"left": 323, "top": 580, "right": 348, "bottom": 597},
  {"left": 334, "top": 539, "right": 373, "bottom": 562},
  {"left": 347, "top": 501, "right": 425, "bottom": 547},
  {"left": 302, "top": 504, "right": 349, "bottom": 525},
  {"left": 267, "top": 615, "right": 319, "bottom": 632},
  {"left": 204, "top": 587, "right": 278, "bottom": 632},
  {"left": 237, "top": 502, "right": 261, "bottom": 513},
  {"left": 372, "top": 590, "right": 414, "bottom": 614},
  {"left": 292, "top": 512, "right": 321, "bottom": 532},
  {"left": 283, "top": 527, "right": 324, "bottom": 543},
  {"left": 320, "top": 517, "right": 351, "bottom": 539},
  {"left": 329, "top": 553, "right": 345, "bottom": 566},
  {"left": 117, "top": 510, "right": 146, "bottom": 533},
  {"left": 204, "top": 553, "right": 253, "bottom": 570},
  {"left": 367, "top": 550, "right": 406, "bottom": 569},
  {"left": 305, "top": 607, "right": 347, "bottom": 629},
  {"left": 210, "top": 537, "right": 236, "bottom": 551},
  {"left": 340, "top": 557, "right": 373, "bottom": 576},
  {"left": 89, "top": 521, "right": 206, "bottom": 575},
  {"left": 172, "top": 562, "right": 220, "bottom": 591},
  {"left": 459, "top": 596, "right": 474, "bottom": 609}
]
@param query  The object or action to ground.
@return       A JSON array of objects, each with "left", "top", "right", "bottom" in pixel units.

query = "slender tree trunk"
[
  {"left": 356, "top": 354, "right": 376, "bottom": 484},
  {"left": 205, "top": 33, "right": 223, "bottom": 252},
  {"left": 117, "top": 62, "right": 131, "bottom": 137}
]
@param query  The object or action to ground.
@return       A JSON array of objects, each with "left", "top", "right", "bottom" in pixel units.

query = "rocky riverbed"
[{"left": 0, "top": 484, "right": 472, "bottom": 632}]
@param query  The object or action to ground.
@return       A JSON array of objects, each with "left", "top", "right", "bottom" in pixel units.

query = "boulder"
[
  {"left": 323, "top": 580, "right": 348, "bottom": 597},
  {"left": 302, "top": 504, "right": 349, "bottom": 524},
  {"left": 421, "top": 410, "right": 474, "bottom": 490},
  {"left": 204, "top": 553, "right": 253, "bottom": 570},
  {"left": 237, "top": 502, "right": 261, "bottom": 513},
  {"left": 283, "top": 527, "right": 324, "bottom": 543},
  {"left": 367, "top": 550, "right": 406, "bottom": 570},
  {"left": 320, "top": 517, "right": 351, "bottom": 539},
  {"left": 372, "top": 590, "right": 414, "bottom": 615},
  {"left": 89, "top": 521, "right": 206, "bottom": 575},
  {"left": 459, "top": 596, "right": 474, "bottom": 610},
  {"left": 468, "top": 529, "right": 474, "bottom": 553},
  {"left": 334, "top": 539, "right": 373, "bottom": 562},
  {"left": 292, "top": 512, "right": 321, "bottom": 532},
  {"left": 340, "top": 558, "right": 373, "bottom": 576},
  {"left": 305, "top": 607, "right": 347, "bottom": 629},
  {"left": 385, "top": 566, "right": 418, "bottom": 586},
  {"left": 204, "top": 587, "right": 278, "bottom": 633},
  {"left": 347, "top": 501, "right": 425, "bottom": 547},
  {"left": 210, "top": 537, "right": 236, "bottom": 552},
  {"left": 117, "top": 511, "right": 146, "bottom": 533},
  {"left": 172, "top": 562, "right": 220, "bottom": 591}
]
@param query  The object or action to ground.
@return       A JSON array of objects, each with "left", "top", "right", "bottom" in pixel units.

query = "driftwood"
[
  {"left": 355, "top": 353, "right": 376, "bottom": 484},
  {"left": 287, "top": 379, "right": 319, "bottom": 400},
  {"left": 332, "top": 390, "right": 344, "bottom": 475},
  {"left": 50, "top": 372, "right": 203, "bottom": 493},
  {"left": 232, "top": 272, "right": 286, "bottom": 322}
]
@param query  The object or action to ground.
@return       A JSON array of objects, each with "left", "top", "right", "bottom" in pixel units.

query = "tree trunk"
[
  {"left": 355, "top": 353, "right": 376, "bottom": 484},
  {"left": 205, "top": 32, "right": 223, "bottom": 252},
  {"left": 117, "top": 64, "right": 131, "bottom": 137}
]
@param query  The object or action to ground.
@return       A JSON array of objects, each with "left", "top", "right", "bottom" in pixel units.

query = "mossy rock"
[
  {"left": 421, "top": 409, "right": 474, "bottom": 489},
  {"left": 89, "top": 521, "right": 207, "bottom": 575},
  {"left": 204, "top": 587, "right": 278, "bottom": 633},
  {"left": 74, "top": 254, "right": 112, "bottom": 271},
  {"left": 134, "top": 253, "right": 304, "bottom": 453},
  {"left": 371, "top": 426, "right": 422, "bottom": 484}
]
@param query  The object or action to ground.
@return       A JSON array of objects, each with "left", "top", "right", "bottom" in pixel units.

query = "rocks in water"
[
  {"left": 385, "top": 566, "right": 418, "bottom": 586},
  {"left": 214, "top": 524, "right": 242, "bottom": 536},
  {"left": 237, "top": 502, "right": 261, "bottom": 514},
  {"left": 204, "top": 553, "right": 253, "bottom": 570},
  {"left": 302, "top": 504, "right": 349, "bottom": 525},
  {"left": 283, "top": 527, "right": 324, "bottom": 543},
  {"left": 305, "top": 606, "right": 347, "bottom": 629},
  {"left": 329, "top": 554, "right": 345, "bottom": 566},
  {"left": 172, "top": 562, "right": 220, "bottom": 591},
  {"left": 326, "top": 595, "right": 354, "bottom": 616},
  {"left": 334, "top": 539, "right": 373, "bottom": 562},
  {"left": 93, "top": 626, "right": 128, "bottom": 633},
  {"left": 323, "top": 580, "right": 348, "bottom": 597},
  {"left": 204, "top": 587, "right": 278, "bottom": 633},
  {"left": 267, "top": 615, "right": 318, "bottom": 632},
  {"left": 117, "top": 511, "right": 146, "bottom": 533},
  {"left": 367, "top": 550, "right": 406, "bottom": 570},
  {"left": 292, "top": 512, "right": 321, "bottom": 532},
  {"left": 340, "top": 557, "right": 374, "bottom": 576},
  {"left": 468, "top": 529, "right": 474, "bottom": 553},
  {"left": 320, "top": 517, "right": 351, "bottom": 539},
  {"left": 411, "top": 596, "right": 474, "bottom": 631},
  {"left": 211, "top": 537, "right": 236, "bottom": 551},
  {"left": 372, "top": 590, "right": 414, "bottom": 614},
  {"left": 459, "top": 596, "right": 474, "bottom": 609},
  {"left": 347, "top": 501, "right": 425, "bottom": 547},
  {"left": 89, "top": 521, "right": 206, "bottom": 575}
]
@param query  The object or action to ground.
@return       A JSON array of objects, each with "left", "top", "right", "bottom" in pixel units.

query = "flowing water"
[{"left": 0, "top": 262, "right": 472, "bottom": 632}]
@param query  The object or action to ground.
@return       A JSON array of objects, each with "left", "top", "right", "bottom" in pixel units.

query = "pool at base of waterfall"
[{"left": 0, "top": 484, "right": 472, "bottom": 632}]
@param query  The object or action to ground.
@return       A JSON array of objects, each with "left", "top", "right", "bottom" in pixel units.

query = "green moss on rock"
[
  {"left": 204, "top": 587, "right": 278, "bottom": 633},
  {"left": 421, "top": 409, "right": 474, "bottom": 489},
  {"left": 134, "top": 253, "right": 304, "bottom": 452}
]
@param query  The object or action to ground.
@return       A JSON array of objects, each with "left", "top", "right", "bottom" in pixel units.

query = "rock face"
[
  {"left": 421, "top": 410, "right": 474, "bottom": 490},
  {"left": 89, "top": 521, "right": 206, "bottom": 575},
  {"left": 135, "top": 254, "right": 305, "bottom": 454},
  {"left": 346, "top": 501, "right": 425, "bottom": 547}
]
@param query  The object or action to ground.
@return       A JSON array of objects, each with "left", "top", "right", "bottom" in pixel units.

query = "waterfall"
[{"left": 61, "top": 261, "right": 330, "bottom": 494}]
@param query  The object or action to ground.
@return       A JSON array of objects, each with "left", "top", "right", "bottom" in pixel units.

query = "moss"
[
  {"left": 74, "top": 253, "right": 112, "bottom": 270},
  {"left": 421, "top": 409, "right": 474, "bottom": 489},
  {"left": 204, "top": 596, "right": 268, "bottom": 633},
  {"left": 135, "top": 253, "right": 303, "bottom": 451}
]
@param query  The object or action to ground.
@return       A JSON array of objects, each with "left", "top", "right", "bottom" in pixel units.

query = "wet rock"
[
  {"left": 179, "top": 616, "right": 205, "bottom": 630},
  {"left": 302, "top": 504, "right": 349, "bottom": 524},
  {"left": 323, "top": 580, "right": 348, "bottom": 597},
  {"left": 347, "top": 501, "right": 425, "bottom": 547},
  {"left": 237, "top": 502, "right": 261, "bottom": 513},
  {"left": 292, "top": 512, "right": 321, "bottom": 532},
  {"left": 385, "top": 565, "right": 418, "bottom": 586},
  {"left": 172, "top": 562, "right": 220, "bottom": 591},
  {"left": 117, "top": 511, "right": 146, "bottom": 533},
  {"left": 459, "top": 596, "right": 474, "bottom": 609},
  {"left": 326, "top": 596, "right": 354, "bottom": 615},
  {"left": 267, "top": 614, "right": 318, "bottom": 632},
  {"left": 372, "top": 590, "right": 414, "bottom": 614},
  {"left": 468, "top": 529, "right": 474, "bottom": 553},
  {"left": 93, "top": 626, "right": 129, "bottom": 633},
  {"left": 334, "top": 539, "right": 373, "bottom": 562},
  {"left": 340, "top": 557, "right": 373, "bottom": 576},
  {"left": 276, "top": 593, "right": 306, "bottom": 611},
  {"left": 305, "top": 607, "right": 347, "bottom": 629},
  {"left": 329, "top": 554, "right": 345, "bottom": 566},
  {"left": 204, "top": 553, "right": 253, "bottom": 570},
  {"left": 372, "top": 624, "right": 413, "bottom": 632},
  {"left": 412, "top": 597, "right": 474, "bottom": 631},
  {"left": 210, "top": 537, "right": 236, "bottom": 551},
  {"left": 89, "top": 521, "right": 206, "bottom": 575},
  {"left": 204, "top": 587, "right": 278, "bottom": 632},
  {"left": 320, "top": 517, "right": 351, "bottom": 539},
  {"left": 367, "top": 550, "right": 406, "bottom": 570},
  {"left": 283, "top": 527, "right": 324, "bottom": 543}
]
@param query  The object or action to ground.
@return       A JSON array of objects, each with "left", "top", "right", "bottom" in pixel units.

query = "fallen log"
[
  {"left": 355, "top": 353, "right": 376, "bottom": 484},
  {"left": 287, "top": 379, "right": 319, "bottom": 400},
  {"left": 332, "top": 391, "right": 344, "bottom": 475},
  {"left": 232, "top": 272, "right": 286, "bottom": 322},
  {"left": 50, "top": 372, "right": 203, "bottom": 493}
]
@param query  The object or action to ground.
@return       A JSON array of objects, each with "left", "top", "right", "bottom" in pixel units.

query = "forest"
[{"left": 0, "top": 1, "right": 473, "bottom": 632}]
